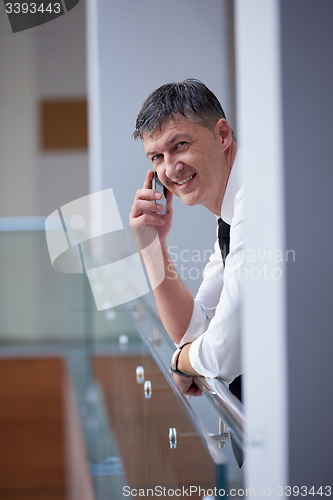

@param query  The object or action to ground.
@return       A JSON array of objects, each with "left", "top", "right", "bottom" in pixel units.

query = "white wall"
[
  {"left": 235, "top": 0, "right": 333, "bottom": 490},
  {"left": 235, "top": 0, "right": 287, "bottom": 492},
  {"left": 0, "top": 1, "right": 89, "bottom": 342},
  {"left": 87, "top": 0, "right": 236, "bottom": 294},
  {"left": 0, "top": 12, "right": 38, "bottom": 216},
  {"left": 36, "top": 0, "right": 89, "bottom": 215},
  {"left": 0, "top": 0, "right": 88, "bottom": 217}
]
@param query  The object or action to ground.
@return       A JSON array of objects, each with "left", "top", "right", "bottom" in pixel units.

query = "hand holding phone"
[{"left": 152, "top": 171, "right": 167, "bottom": 214}]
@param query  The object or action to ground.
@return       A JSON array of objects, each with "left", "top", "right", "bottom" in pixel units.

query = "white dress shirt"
[{"left": 177, "top": 150, "right": 244, "bottom": 383}]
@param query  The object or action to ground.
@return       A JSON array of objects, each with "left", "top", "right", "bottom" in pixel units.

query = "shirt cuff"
[
  {"left": 188, "top": 335, "right": 217, "bottom": 379},
  {"left": 188, "top": 335, "right": 235, "bottom": 384},
  {"left": 175, "top": 298, "right": 210, "bottom": 348}
]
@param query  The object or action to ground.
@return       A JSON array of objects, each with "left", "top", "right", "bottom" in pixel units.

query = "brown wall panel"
[
  {"left": 41, "top": 100, "right": 88, "bottom": 150},
  {"left": 0, "top": 358, "right": 66, "bottom": 495},
  {"left": 0, "top": 493, "right": 66, "bottom": 500},
  {"left": 0, "top": 357, "right": 95, "bottom": 500}
]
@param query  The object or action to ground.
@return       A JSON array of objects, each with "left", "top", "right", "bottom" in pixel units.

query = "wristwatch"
[{"left": 170, "top": 345, "right": 191, "bottom": 377}]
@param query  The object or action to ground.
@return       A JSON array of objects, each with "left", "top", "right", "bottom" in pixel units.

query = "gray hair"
[{"left": 133, "top": 79, "right": 235, "bottom": 140}]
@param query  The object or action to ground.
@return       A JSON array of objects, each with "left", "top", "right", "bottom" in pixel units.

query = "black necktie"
[
  {"left": 217, "top": 217, "right": 243, "bottom": 404},
  {"left": 218, "top": 218, "right": 230, "bottom": 265}
]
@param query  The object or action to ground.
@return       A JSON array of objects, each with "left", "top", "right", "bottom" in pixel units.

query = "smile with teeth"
[{"left": 176, "top": 173, "right": 196, "bottom": 186}]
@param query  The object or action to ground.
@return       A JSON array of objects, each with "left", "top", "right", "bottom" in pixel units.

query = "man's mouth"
[{"left": 175, "top": 173, "right": 196, "bottom": 186}]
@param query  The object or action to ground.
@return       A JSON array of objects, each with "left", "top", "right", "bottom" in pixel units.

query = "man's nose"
[{"left": 164, "top": 154, "right": 184, "bottom": 180}]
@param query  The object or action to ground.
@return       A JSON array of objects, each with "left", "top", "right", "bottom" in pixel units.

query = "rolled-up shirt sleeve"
[{"left": 177, "top": 188, "right": 245, "bottom": 382}]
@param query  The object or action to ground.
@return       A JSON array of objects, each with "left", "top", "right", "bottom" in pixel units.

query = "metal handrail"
[{"left": 195, "top": 377, "right": 244, "bottom": 450}]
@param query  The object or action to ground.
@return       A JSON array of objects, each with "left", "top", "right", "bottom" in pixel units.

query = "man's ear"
[{"left": 215, "top": 118, "right": 233, "bottom": 151}]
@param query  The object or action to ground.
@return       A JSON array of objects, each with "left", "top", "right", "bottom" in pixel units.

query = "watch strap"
[
  {"left": 170, "top": 367, "right": 192, "bottom": 377},
  {"left": 170, "top": 345, "right": 191, "bottom": 377}
]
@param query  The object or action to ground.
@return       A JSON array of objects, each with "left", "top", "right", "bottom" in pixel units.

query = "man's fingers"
[
  {"left": 171, "top": 373, "right": 202, "bottom": 397},
  {"left": 186, "top": 383, "right": 202, "bottom": 397},
  {"left": 130, "top": 212, "right": 165, "bottom": 227},
  {"left": 143, "top": 170, "right": 154, "bottom": 189},
  {"left": 130, "top": 199, "right": 165, "bottom": 225},
  {"left": 132, "top": 198, "right": 164, "bottom": 214},
  {"left": 134, "top": 187, "right": 162, "bottom": 202}
]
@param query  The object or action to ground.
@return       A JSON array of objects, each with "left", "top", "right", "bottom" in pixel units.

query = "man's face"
[{"left": 143, "top": 114, "right": 232, "bottom": 215}]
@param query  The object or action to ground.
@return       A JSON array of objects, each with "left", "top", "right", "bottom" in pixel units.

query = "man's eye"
[
  {"left": 152, "top": 154, "right": 163, "bottom": 161},
  {"left": 177, "top": 142, "right": 187, "bottom": 148}
]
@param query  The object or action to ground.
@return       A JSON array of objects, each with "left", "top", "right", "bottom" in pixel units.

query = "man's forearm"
[
  {"left": 150, "top": 244, "right": 194, "bottom": 344},
  {"left": 130, "top": 172, "right": 193, "bottom": 343}
]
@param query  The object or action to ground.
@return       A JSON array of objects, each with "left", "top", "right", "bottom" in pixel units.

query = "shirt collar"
[{"left": 220, "top": 148, "right": 242, "bottom": 224}]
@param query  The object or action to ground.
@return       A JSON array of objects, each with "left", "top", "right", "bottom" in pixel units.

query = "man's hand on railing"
[{"left": 172, "top": 373, "right": 202, "bottom": 397}]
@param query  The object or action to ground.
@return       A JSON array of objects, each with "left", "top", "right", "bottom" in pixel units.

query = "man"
[{"left": 130, "top": 79, "right": 244, "bottom": 397}]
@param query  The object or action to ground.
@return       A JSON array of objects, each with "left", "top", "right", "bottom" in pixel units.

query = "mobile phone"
[{"left": 152, "top": 171, "right": 167, "bottom": 214}]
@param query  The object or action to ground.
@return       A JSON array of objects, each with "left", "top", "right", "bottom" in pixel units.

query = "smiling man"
[{"left": 130, "top": 80, "right": 244, "bottom": 397}]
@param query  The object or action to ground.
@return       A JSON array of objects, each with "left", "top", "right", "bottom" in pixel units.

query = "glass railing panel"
[
  {"left": 144, "top": 362, "right": 218, "bottom": 498},
  {"left": 0, "top": 225, "right": 245, "bottom": 499},
  {"left": 92, "top": 342, "right": 220, "bottom": 499},
  {"left": 125, "top": 297, "right": 245, "bottom": 493}
]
